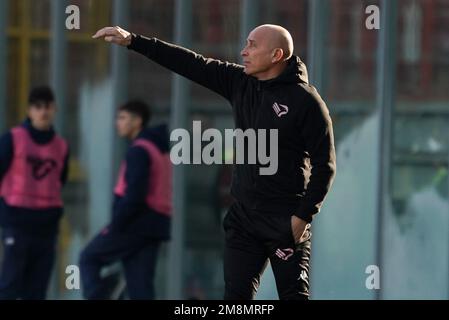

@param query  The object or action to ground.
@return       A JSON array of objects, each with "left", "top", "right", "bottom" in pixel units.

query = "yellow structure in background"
[{"left": 6, "top": 0, "right": 111, "bottom": 121}]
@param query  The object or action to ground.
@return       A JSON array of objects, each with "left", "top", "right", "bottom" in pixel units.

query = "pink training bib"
[
  {"left": 114, "top": 139, "right": 172, "bottom": 216},
  {"left": 0, "top": 126, "right": 68, "bottom": 209}
]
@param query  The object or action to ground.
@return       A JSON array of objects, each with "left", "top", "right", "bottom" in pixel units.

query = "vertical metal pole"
[
  {"left": 0, "top": 0, "right": 7, "bottom": 133},
  {"left": 307, "top": 0, "right": 329, "bottom": 93},
  {"left": 306, "top": 0, "right": 329, "bottom": 300},
  {"left": 239, "top": 0, "right": 258, "bottom": 63},
  {"left": 48, "top": 0, "right": 68, "bottom": 299},
  {"left": 112, "top": 0, "right": 129, "bottom": 109},
  {"left": 167, "top": 0, "right": 192, "bottom": 299},
  {"left": 111, "top": 0, "right": 129, "bottom": 173},
  {"left": 51, "top": 0, "right": 67, "bottom": 135},
  {"left": 18, "top": 0, "right": 31, "bottom": 120},
  {"left": 375, "top": 0, "right": 397, "bottom": 300}
]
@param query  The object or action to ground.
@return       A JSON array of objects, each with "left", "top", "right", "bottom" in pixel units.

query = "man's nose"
[{"left": 241, "top": 48, "right": 248, "bottom": 57}]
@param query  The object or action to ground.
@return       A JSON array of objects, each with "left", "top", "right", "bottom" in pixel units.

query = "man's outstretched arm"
[{"left": 93, "top": 26, "right": 244, "bottom": 102}]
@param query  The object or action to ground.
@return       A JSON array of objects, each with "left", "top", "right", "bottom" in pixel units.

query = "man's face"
[
  {"left": 28, "top": 102, "right": 56, "bottom": 130},
  {"left": 240, "top": 28, "right": 274, "bottom": 78},
  {"left": 116, "top": 110, "right": 141, "bottom": 138}
]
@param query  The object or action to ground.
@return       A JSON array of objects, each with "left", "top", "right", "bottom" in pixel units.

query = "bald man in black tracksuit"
[{"left": 93, "top": 24, "right": 336, "bottom": 300}]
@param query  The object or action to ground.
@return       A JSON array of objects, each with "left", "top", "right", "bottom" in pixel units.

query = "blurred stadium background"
[{"left": 0, "top": 0, "right": 448, "bottom": 299}]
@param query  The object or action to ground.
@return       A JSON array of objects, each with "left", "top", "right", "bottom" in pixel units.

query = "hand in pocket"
[{"left": 291, "top": 216, "right": 311, "bottom": 244}]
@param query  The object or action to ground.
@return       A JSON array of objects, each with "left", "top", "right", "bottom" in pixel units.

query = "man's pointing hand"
[{"left": 92, "top": 26, "right": 132, "bottom": 47}]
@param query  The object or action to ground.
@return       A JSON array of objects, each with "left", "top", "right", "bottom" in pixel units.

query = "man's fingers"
[
  {"left": 92, "top": 28, "right": 104, "bottom": 38},
  {"left": 92, "top": 27, "right": 109, "bottom": 38},
  {"left": 104, "top": 36, "right": 124, "bottom": 43},
  {"left": 92, "top": 26, "right": 119, "bottom": 39}
]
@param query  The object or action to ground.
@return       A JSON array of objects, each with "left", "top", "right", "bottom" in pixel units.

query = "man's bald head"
[
  {"left": 251, "top": 24, "right": 294, "bottom": 60},
  {"left": 241, "top": 24, "right": 294, "bottom": 80}
]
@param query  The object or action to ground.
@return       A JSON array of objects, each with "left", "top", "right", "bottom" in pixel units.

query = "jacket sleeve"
[
  {"left": 127, "top": 34, "right": 245, "bottom": 102},
  {"left": 0, "top": 132, "right": 13, "bottom": 183},
  {"left": 294, "top": 92, "right": 337, "bottom": 223},
  {"left": 110, "top": 146, "right": 150, "bottom": 231}
]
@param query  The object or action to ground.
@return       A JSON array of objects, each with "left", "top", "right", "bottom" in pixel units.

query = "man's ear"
[{"left": 271, "top": 48, "right": 284, "bottom": 63}]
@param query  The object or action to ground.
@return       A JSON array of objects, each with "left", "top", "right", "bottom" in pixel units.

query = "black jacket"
[{"left": 128, "top": 35, "right": 336, "bottom": 223}]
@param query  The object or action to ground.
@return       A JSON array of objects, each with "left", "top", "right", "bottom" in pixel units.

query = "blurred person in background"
[
  {"left": 80, "top": 100, "right": 172, "bottom": 300},
  {"left": 0, "top": 86, "right": 70, "bottom": 299},
  {"left": 93, "top": 23, "right": 336, "bottom": 300}
]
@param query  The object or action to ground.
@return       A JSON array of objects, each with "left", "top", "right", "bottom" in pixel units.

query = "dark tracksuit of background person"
[
  {"left": 80, "top": 123, "right": 172, "bottom": 300},
  {"left": 0, "top": 117, "right": 69, "bottom": 299},
  {"left": 123, "top": 33, "right": 336, "bottom": 300}
]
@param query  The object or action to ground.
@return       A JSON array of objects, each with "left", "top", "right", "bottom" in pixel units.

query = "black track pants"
[{"left": 223, "top": 201, "right": 312, "bottom": 300}]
